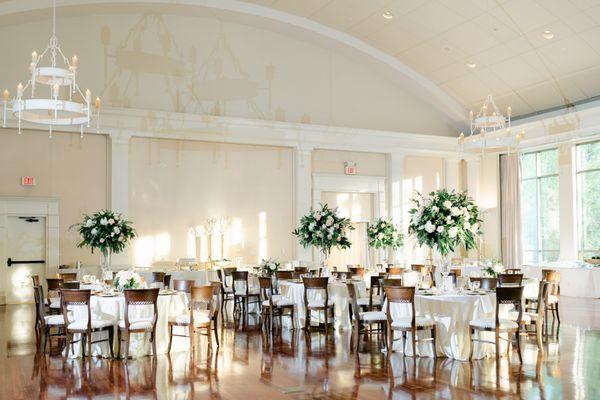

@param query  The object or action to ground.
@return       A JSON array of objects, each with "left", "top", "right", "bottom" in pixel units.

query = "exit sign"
[
  {"left": 21, "top": 176, "right": 36, "bottom": 186},
  {"left": 344, "top": 161, "right": 356, "bottom": 175}
]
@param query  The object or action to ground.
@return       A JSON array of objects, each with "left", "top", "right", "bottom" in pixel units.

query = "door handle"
[{"left": 7, "top": 258, "right": 45, "bottom": 267}]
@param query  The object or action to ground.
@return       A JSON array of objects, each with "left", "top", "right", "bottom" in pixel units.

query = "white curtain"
[{"left": 500, "top": 153, "right": 522, "bottom": 268}]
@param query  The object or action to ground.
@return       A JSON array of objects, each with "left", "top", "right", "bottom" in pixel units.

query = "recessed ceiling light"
[
  {"left": 466, "top": 62, "right": 477, "bottom": 69},
  {"left": 542, "top": 30, "right": 554, "bottom": 39},
  {"left": 382, "top": 11, "right": 393, "bottom": 19}
]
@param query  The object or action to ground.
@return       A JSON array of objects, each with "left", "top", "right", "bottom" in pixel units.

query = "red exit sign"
[
  {"left": 21, "top": 176, "right": 36, "bottom": 186},
  {"left": 344, "top": 161, "right": 357, "bottom": 175}
]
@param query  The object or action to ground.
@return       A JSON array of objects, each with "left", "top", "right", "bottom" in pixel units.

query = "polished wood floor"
[{"left": 1, "top": 297, "right": 599, "bottom": 399}]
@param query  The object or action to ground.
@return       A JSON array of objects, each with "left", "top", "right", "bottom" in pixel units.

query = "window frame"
[
  {"left": 575, "top": 140, "right": 600, "bottom": 259},
  {"left": 521, "top": 148, "right": 560, "bottom": 264}
]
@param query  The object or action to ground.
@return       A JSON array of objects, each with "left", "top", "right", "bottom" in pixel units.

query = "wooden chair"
[
  {"left": 302, "top": 277, "right": 333, "bottom": 333},
  {"left": 294, "top": 266, "right": 309, "bottom": 275},
  {"left": 33, "top": 285, "right": 65, "bottom": 353},
  {"left": 232, "top": 271, "right": 260, "bottom": 320},
  {"left": 31, "top": 275, "right": 40, "bottom": 286},
  {"left": 168, "top": 285, "right": 218, "bottom": 352},
  {"left": 347, "top": 282, "right": 386, "bottom": 351},
  {"left": 210, "top": 281, "right": 221, "bottom": 345},
  {"left": 505, "top": 268, "right": 522, "bottom": 274},
  {"left": 62, "top": 289, "right": 114, "bottom": 359},
  {"left": 542, "top": 270, "right": 561, "bottom": 326},
  {"left": 164, "top": 274, "right": 172, "bottom": 289},
  {"left": 216, "top": 269, "right": 235, "bottom": 318},
  {"left": 510, "top": 281, "right": 547, "bottom": 352},
  {"left": 118, "top": 288, "right": 160, "bottom": 359},
  {"left": 258, "top": 277, "right": 294, "bottom": 332},
  {"left": 348, "top": 267, "right": 365, "bottom": 278},
  {"left": 331, "top": 271, "right": 349, "bottom": 280},
  {"left": 58, "top": 272, "right": 77, "bottom": 281},
  {"left": 46, "top": 278, "right": 63, "bottom": 314},
  {"left": 172, "top": 279, "right": 195, "bottom": 293},
  {"left": 384, "top": 286, "right": 436, "bottom": 357},
  {"left": 469, "top": 277, "right": 497, "bottom": 290},
  {"left": 387, "top": 267, "right": 405, "bottom": 276},
  {"left": 469, "top": 285, "right": 524, "bottom": 363},
  {"left": 450, "top": 268, "right": 462, "bottom": 277},
  {"left": 497, "top": 273, "right": 523, "bottom": 286},
  {"left": 275, "top": 271, "right": 294, "bottom": 280},
  {"left": 60, "top": 281, "right": 81, "bottom": 289},
  {"left": 151, "top": 272, "right": 166, "bottom": 288}
]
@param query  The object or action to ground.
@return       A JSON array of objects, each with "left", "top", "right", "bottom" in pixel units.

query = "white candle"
[
  {"left": 17, "top": 83, "right": 23, "bottom": 98},
  {"left": 53, "top": 83, "right": 59, "bottom": 98}
]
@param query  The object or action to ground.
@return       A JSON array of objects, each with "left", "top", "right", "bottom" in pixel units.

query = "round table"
[
  {"left": 386, "top": 291, "right": 510, "bottom": 360},
  {"left": 66, "top": 291, "right": 188, "bottom": 358}
]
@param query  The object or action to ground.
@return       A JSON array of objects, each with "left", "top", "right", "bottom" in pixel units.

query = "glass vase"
[{"left": 100, "top": 250, "right": 111, "bottom": 280}]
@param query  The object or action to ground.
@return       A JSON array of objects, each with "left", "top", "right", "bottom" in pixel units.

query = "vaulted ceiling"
[{"left": 244, "top": 0, "right": 600, "bottom": 119}]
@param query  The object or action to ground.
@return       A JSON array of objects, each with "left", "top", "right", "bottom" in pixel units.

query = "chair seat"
[
  {"left": 235, "top": 289, "right": 260, "bottom": 296},
  {"left": 49, "top": 299, "right": 61, "bottom": 309},
  {"left": 223, "top": 286, "right": 234, "bottom": 293},
  {"left": 357, "top": 297, "right": 380, "bottom": 307},
  {"left": 391, "top": 316, "right": 435, "bottom": 329},
  {"left": 359, "top": 311, "right": 386, "bottom": 322},
  {"left": 307, "top": 299, "right": 334, "bottom": 309},
  {"left": 508, "top": 311, "right": 541, "bottom": 324},
  {"left": 118, "top": 318, "right": 154, "bottom": 330},
  {"left": 262, "top": 298, "right": 294, "bottom": 308},
  {"left": 470, "top": 318, "right": 519, "bottom": 330},
  {"left": 44, "top": 315, "right": 66, "bottom": 326},
  {"left": 169, "top": 310, "right": 211, "bottom": 326},
  {"left": 68, "top": 319, "right": 113, "bottom": 330},
  {"left": 547, "top": 295, "right": 558, "bottom": 304}
]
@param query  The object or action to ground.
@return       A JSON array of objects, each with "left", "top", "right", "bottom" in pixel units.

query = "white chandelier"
[
  {"left": 458, "top": 94, "right": 524, "bottom": 151},
  {"left": 2, "top": 0, "right": 100, "bottom": 138}
]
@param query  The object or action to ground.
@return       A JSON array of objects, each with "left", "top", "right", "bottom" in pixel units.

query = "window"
[
  {"left": 576, "top": 141, "right": 600, "bottom": 259},
  {"left": 521, "top": 149, "right": 560, "bottom": 264}
]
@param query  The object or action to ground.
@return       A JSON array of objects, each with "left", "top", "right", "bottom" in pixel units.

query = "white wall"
[{"left": 128, "top": 137, "right": 294, "bottom": 266}]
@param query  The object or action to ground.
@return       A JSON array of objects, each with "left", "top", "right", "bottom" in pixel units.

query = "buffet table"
[{"left": 522, "top": 265, "right": 600, "bottom": 298}]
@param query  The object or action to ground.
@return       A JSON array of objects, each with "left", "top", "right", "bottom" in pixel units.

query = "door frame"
[
  {"left": 312, "top": 173, "right": 387, "bottom": 265},
  {"left": 0, "top": 197, "right": 59, "bottom": 304}
]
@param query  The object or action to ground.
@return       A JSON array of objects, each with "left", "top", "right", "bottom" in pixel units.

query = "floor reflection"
[{"left": 2, "top": 303, "right": 599, "bottom": 399}]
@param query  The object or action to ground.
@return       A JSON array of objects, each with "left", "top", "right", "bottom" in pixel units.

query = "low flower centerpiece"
[
  {"left": 259, "top": 258, "right": 280, "bottom": 277},
  {"left": 408, "top": 189, "right": 481, "bottom": 285},
  {"left": 293, "top": 203, "right": 354, "bottom": 267},
  {"left": 482, "top": 259, "right": 504, "bottom": 277},
  {"left": 367, "top": 217, "right": 404, "bottom": 253},
  {"left": 72, "top": 210, "right": 136, "bottom": 277},
  {"left": 113, "top": 270, "right": 143, "bottom": 291}
]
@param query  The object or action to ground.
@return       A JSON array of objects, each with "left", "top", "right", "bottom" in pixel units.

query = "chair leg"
[
  {"left": 167, "top": 324, "right": 173, "bottom": 353},
  {"left": 151, "top": 330, "right": 157, "bottom": 357},
  {"left": 117, "top": 329, "right": 121, "bottom": 358},
  {"left": 431, "top": 326, "right": 437, "bottom": 358},
  {"left": 387, "top": 323, "right": 393, "bottom": 353},
  {"left": 213, "top": 319, "right": 220, "bottom": 346},
  {"left": 535, "top": 320, "right": 544, "bottom": 354},
  {"left": 108, "top": 327, "right": 115, "bottom": 358},
  {"left": 190, "top": 326, "right": 195, "bottom": 353},
  {"left": 555, "top": 303, "right": 561, "bottom": 325},
  {"left": 123, "top": 331, "right": 129, "bottom": 361},
  {"left": 494, "top": 330, "right": 500, "bottom": 360},
  {"left": 515, "top": 331, "right": 522, "bottom": 364},
  {"left": 87, "top": 331, "right": 92, "bottom": 358},
  {"left": 411, "top": 329, "right": 417, "bottom": 358},
  {"left": 468, "top": 328, "right": 474, "bottom": 361},
  {"left": 64, "top": 332, "right": 72, "bottom": 362}
]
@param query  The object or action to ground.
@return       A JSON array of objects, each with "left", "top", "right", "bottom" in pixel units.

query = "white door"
[{"left": 5, "top": 216, "right": 46, "bottom": 304}]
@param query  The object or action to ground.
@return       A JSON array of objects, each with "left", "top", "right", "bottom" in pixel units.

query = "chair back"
[
  {"left": 448, "top": 271, "right": 458, "bottom": 285},
  {"left": 190, "top": 285, "right": 215, "bottom": 323},
  {"left": 46, "top": 278, "right": 63, "bottom": 298},
  {"left": 59, "top": 272, "right": 77, "bottom": 281},
  {"left": 302, "top": 277, "right": 328, "bottom": 308},
  {"left": 123, "top": 288, "right": 159, "bottom": 330},
  {"left": 33, "top": 285, "right": 47, "bottom": 327},
  {"left": 210, "top": 281, "right": 221, "bottom": 317},
  {"left": 172, "top": 279, "right": 195, "bottom": 293},
  {"left": 164, "top": 274, "right": 172, "bottom": 289},
  {"left": 450, "top": 268, "right": 462, "bottom": 277},
  {"left": 294, "top": 266, "right": 309, "bottom": 275},
  {"left": 151, "top": 272, "right": 166, "bottom": 284},
  {"left": 331, "top": 271, "right": 349, "bottom": 280},
  {"left": 505, "top": 268, "right": 522, "bottom": 274},
  {"left": 31, "top": 275, "right": 40, "bottom": 286},
  {"left": 61, "top": 289, "right": 91, "bottom": 331},
  {"left": 542, "top": 269, "right": 561, "bottom": 298},
  {"left": 382, "top": 278, "right": 403, "bottom": 287},
  {"left": 222, "top": 267, "right": 237, "bottom": 289},
  {"left": 346, "top": 283, "right": 361, "bottom": 323},
  {"left": 258, "top": 277, "right": 276, "bottom": 306},
  {"left": 348, "top": 267, "right": 365, "bottom": 278},
  {"left": 470, "top": 277, "right": 497, "bottom": 290},
  {"left": 534, "top": 280, "right": 549, "bottom": 314},
  {"left": 232, "top": 271, "right": 251, "bottom": 295},
  {"left": 383, "top": 286, "right": 416, "bottom": 327},
  {"left": 387, "top": 267, "right": 404, "bottom": 276},
  {"left": 495, "top": 286, "right": 524, "bottom": 328},
  {"left": 60, "top": 281, "right": 81, "bottom": 289},
  {"left": 497, "top": 273, "right": 523, "bottom": 286},
  {"left": 275, "top": 271, "right": 293, "bottom": 280}
]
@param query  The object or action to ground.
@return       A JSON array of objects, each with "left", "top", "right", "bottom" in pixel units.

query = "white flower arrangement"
[
  {"left": 72, "top": 210, "right": 136, "bottom": 256},
  {"left": 259, "top": 258, "right": 280, "bottom": 277},
  {"left": 293, "top": 203, "right": 354, "bottom": 257},
  {"left": 407, "top": 189, "right": 481, "bottom": 256},
  {"left": 482, "top": 259, "right": 504, "bottom": 277},
  {"left": 113, "top": 270, "right": 142, "bottom": 291},
  {"left": 367, "top": 218, "right": 404, "bottom": 250}
]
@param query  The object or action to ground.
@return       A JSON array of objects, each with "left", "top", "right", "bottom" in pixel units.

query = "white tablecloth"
[
  {"left": 66, "top": 292, "right": 188, "bottom": 358},
  {"left": 279, "top": 279, "right": 367, "bottom": 330},
  {"left": 386, "top": 291, "right": 510, "bottom": 360},
  {"left": 522, "top": 265, "right": 600, "bottom": 298}
]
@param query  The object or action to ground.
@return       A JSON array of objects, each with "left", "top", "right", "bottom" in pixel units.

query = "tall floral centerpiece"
[
  {"left": 259, "top": 258, "right": 280, "bottom": 277},
  {"left": 293, "top": 204, "right": 353, "bottom": 267},
  {"left": 72, "top": 210, "right": 136, "bottom": 276},
  {"left": 367, "top": 218, "right": 404, "bottom": 266},
  {"left": 408, "top": 189, "right": 481, "bottom": 279}
]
